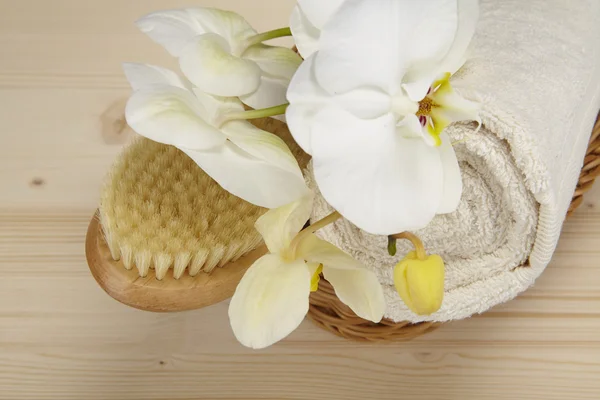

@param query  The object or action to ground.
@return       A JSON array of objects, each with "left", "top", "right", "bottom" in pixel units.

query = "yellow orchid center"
[
  {"left": 390, "top": 232, "right": 445, "bottom": 315},
  {"left": 416, "top": 72, "right": 454, "bottom": 147},
  {"left": 310, "top": 265, "right": 324, "bottom": 292},
  {"left": 416, "top": 97, "right": 436, "bottom": 117}
]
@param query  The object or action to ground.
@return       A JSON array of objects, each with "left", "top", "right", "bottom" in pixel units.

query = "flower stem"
[
  {"left": 246, "top": 27, "right": 293, "bottom": 47},
  {"left": 387, "top": 236, "right": 398, "bottom": 256},
  {"left": 289, "top": 211, "right": 342, "bottom": 256},
  {"left": 221, "top": 104, "right": 289, "bottom": 126},
  {"left": 391, "top": 232, "right": 428, "bottom": 260},
  {"left": 302, "top": 212, "right": 342, "bottom": 237}
]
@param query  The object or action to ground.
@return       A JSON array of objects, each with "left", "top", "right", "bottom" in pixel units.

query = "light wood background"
[{"left": 1, "top": 1, "right": 600, "bottom": 399}]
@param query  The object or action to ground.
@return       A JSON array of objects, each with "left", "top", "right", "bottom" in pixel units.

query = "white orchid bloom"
[
  {"left": 136, "top": 8, "right": 302, "bottom": 111},
  {"left": 123, "top": 63, "right": 308, "bottom": 209},
  {"left": 229, "top": 195, "right": 386, "bottom": 349},
  {"left": 286, "top": 0, "right": 481, "bottom": 235}
]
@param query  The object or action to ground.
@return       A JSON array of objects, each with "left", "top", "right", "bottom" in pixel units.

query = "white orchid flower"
[
  {"left": 286, "top": 0, "right": 481, "bottom": 235},
  {"left": 136, "top": 8, "right": 302, "bottom": 111},
  {"left": 123, "top": 63, "right": 308, "bottom": 209},
  {"left": 228, "top": 195, "right": 386, "bottom": 349}
]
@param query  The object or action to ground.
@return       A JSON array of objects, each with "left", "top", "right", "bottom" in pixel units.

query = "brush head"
[
  {"left": 99, "top": 137, "right": 267, "bottom": 280},
  {"left": 99, "top": 116, "right": 310, "bottom": 280}
]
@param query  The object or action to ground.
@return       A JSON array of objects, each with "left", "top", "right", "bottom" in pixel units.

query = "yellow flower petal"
[{"left": 310, "top": 264, "right": 323, "bottom": 292}]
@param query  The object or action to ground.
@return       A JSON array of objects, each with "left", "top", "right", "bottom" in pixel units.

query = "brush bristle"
[{"left": 99, "top": 138, "right": 266, "bottom": 280}]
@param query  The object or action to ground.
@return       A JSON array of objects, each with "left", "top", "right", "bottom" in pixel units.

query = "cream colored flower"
[
  {"left": 137, "top": 7, "right": 302, "bottom": 110},
  {"left": 123, "top": 63, "right": 308, "bottom": 209},
  {"left": 229, "top": 195, "right": 386, "bottom": 349}
]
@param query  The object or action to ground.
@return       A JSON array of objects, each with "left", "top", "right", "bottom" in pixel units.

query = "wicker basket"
[{"left": 307, "top": 112, "right": 600, "bottom": 342}]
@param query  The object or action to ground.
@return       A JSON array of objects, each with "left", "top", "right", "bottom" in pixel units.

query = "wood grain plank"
[{"left": 0, "top": 192, "right": 598, "bottom": 399}]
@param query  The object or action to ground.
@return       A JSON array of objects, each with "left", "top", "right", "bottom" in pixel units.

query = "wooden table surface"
[{"left": 1, "top": 1, "right": 600, "bottom": 399}]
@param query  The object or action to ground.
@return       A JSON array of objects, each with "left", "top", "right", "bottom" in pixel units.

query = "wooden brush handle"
[{"left": 85, "top": 212, "right": 267, "bottom": 312}]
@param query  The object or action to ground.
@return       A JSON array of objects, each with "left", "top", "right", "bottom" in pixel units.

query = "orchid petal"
[
  {"left": 403, "top": 0, "right": 477, "bottom": 101},
  {"left": 286, "top": 55, "right": 331, "bottom": 155},
  {"left": 221, "top": 120, "right": 306, "bottom": 179},
  {"left": 397, "top": 114, "right": 426, "bottom": 139},
  {"left": 315, "top": 0, "right": 458, "bottom": 95},
  {"left": 180, "top": 34, "right": 261, "bottom": 97},
  {"left": 286, "top": 55, "right": 329, "bottom": 105},
  {"left": 255, "top": 195, "right": 314, "bottom": 254},
  {"left": 398, "top": 113, "right": 441, "bottom": 147},
  {"left": 125, "top": 86, "right": 225, "bottom": 150},
  {"left": 290, "top": 6, "right": 321, "bottom": 58},
  {"left": 431, "top": 80, "right": 481, "bottom": 124},
  {"left": 402, "top": 79, "right": 435, "bottom": 103},
  {"left": 438, "top": 0, "right": 479, "bottom": 75},
  {"left": 285, "top": 104, "right": 319, "bottom": 154},
  {"left": 136, "top": 9, "right": 204, "bottom": 56},
  {"left": 242, "top": 45, "right": 302, "bottom": 81},
  {"left": 136, "top": 8, "right": 256, "bottom": 57},
  {"left": 290, "top": 0, "right": 345, "bottom": 58},
  {"left": 228, "top": 255, "right": 311, "bottom": 349},
  {"left": 296, "top": 234, "right": 364, "bottom": 270},
  {"left": 322, "top": 266, "right": 385, "bottom": 322},
  {"left": 437, "top": 133, "right": 463, "bottom": 214},
  {"left": 333, "top": 87, "right": 391, "bottom": 120},
  {"left": 182, "top": 142, "right": 308, "bottom": 209},
  {"left": 122, "top": 63, "right": 190, "bottom": 91},
  {"left": 310, "top": 108, "right": 444, "bottom": 235},
  {"left": 297, "top": 0, "right": 346, "bottom": 29}
]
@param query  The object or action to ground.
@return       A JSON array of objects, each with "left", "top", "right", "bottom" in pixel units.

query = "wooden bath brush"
[{"left": 86, "top": 117, "right": 309, "bottom": 312}]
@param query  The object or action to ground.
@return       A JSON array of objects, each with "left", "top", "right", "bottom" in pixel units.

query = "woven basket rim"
[{"left": 307, "top": 112, "right": 600, "bottom": 342}]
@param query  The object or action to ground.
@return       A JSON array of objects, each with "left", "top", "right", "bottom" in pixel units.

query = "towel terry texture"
[{"left": 308, "top": 0, "right": 600, "bottom": 323}]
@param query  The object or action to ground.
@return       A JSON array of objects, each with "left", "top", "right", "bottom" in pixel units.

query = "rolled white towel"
[{"left": 309, "top": 0, "right": 600, "bottom": 322}]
